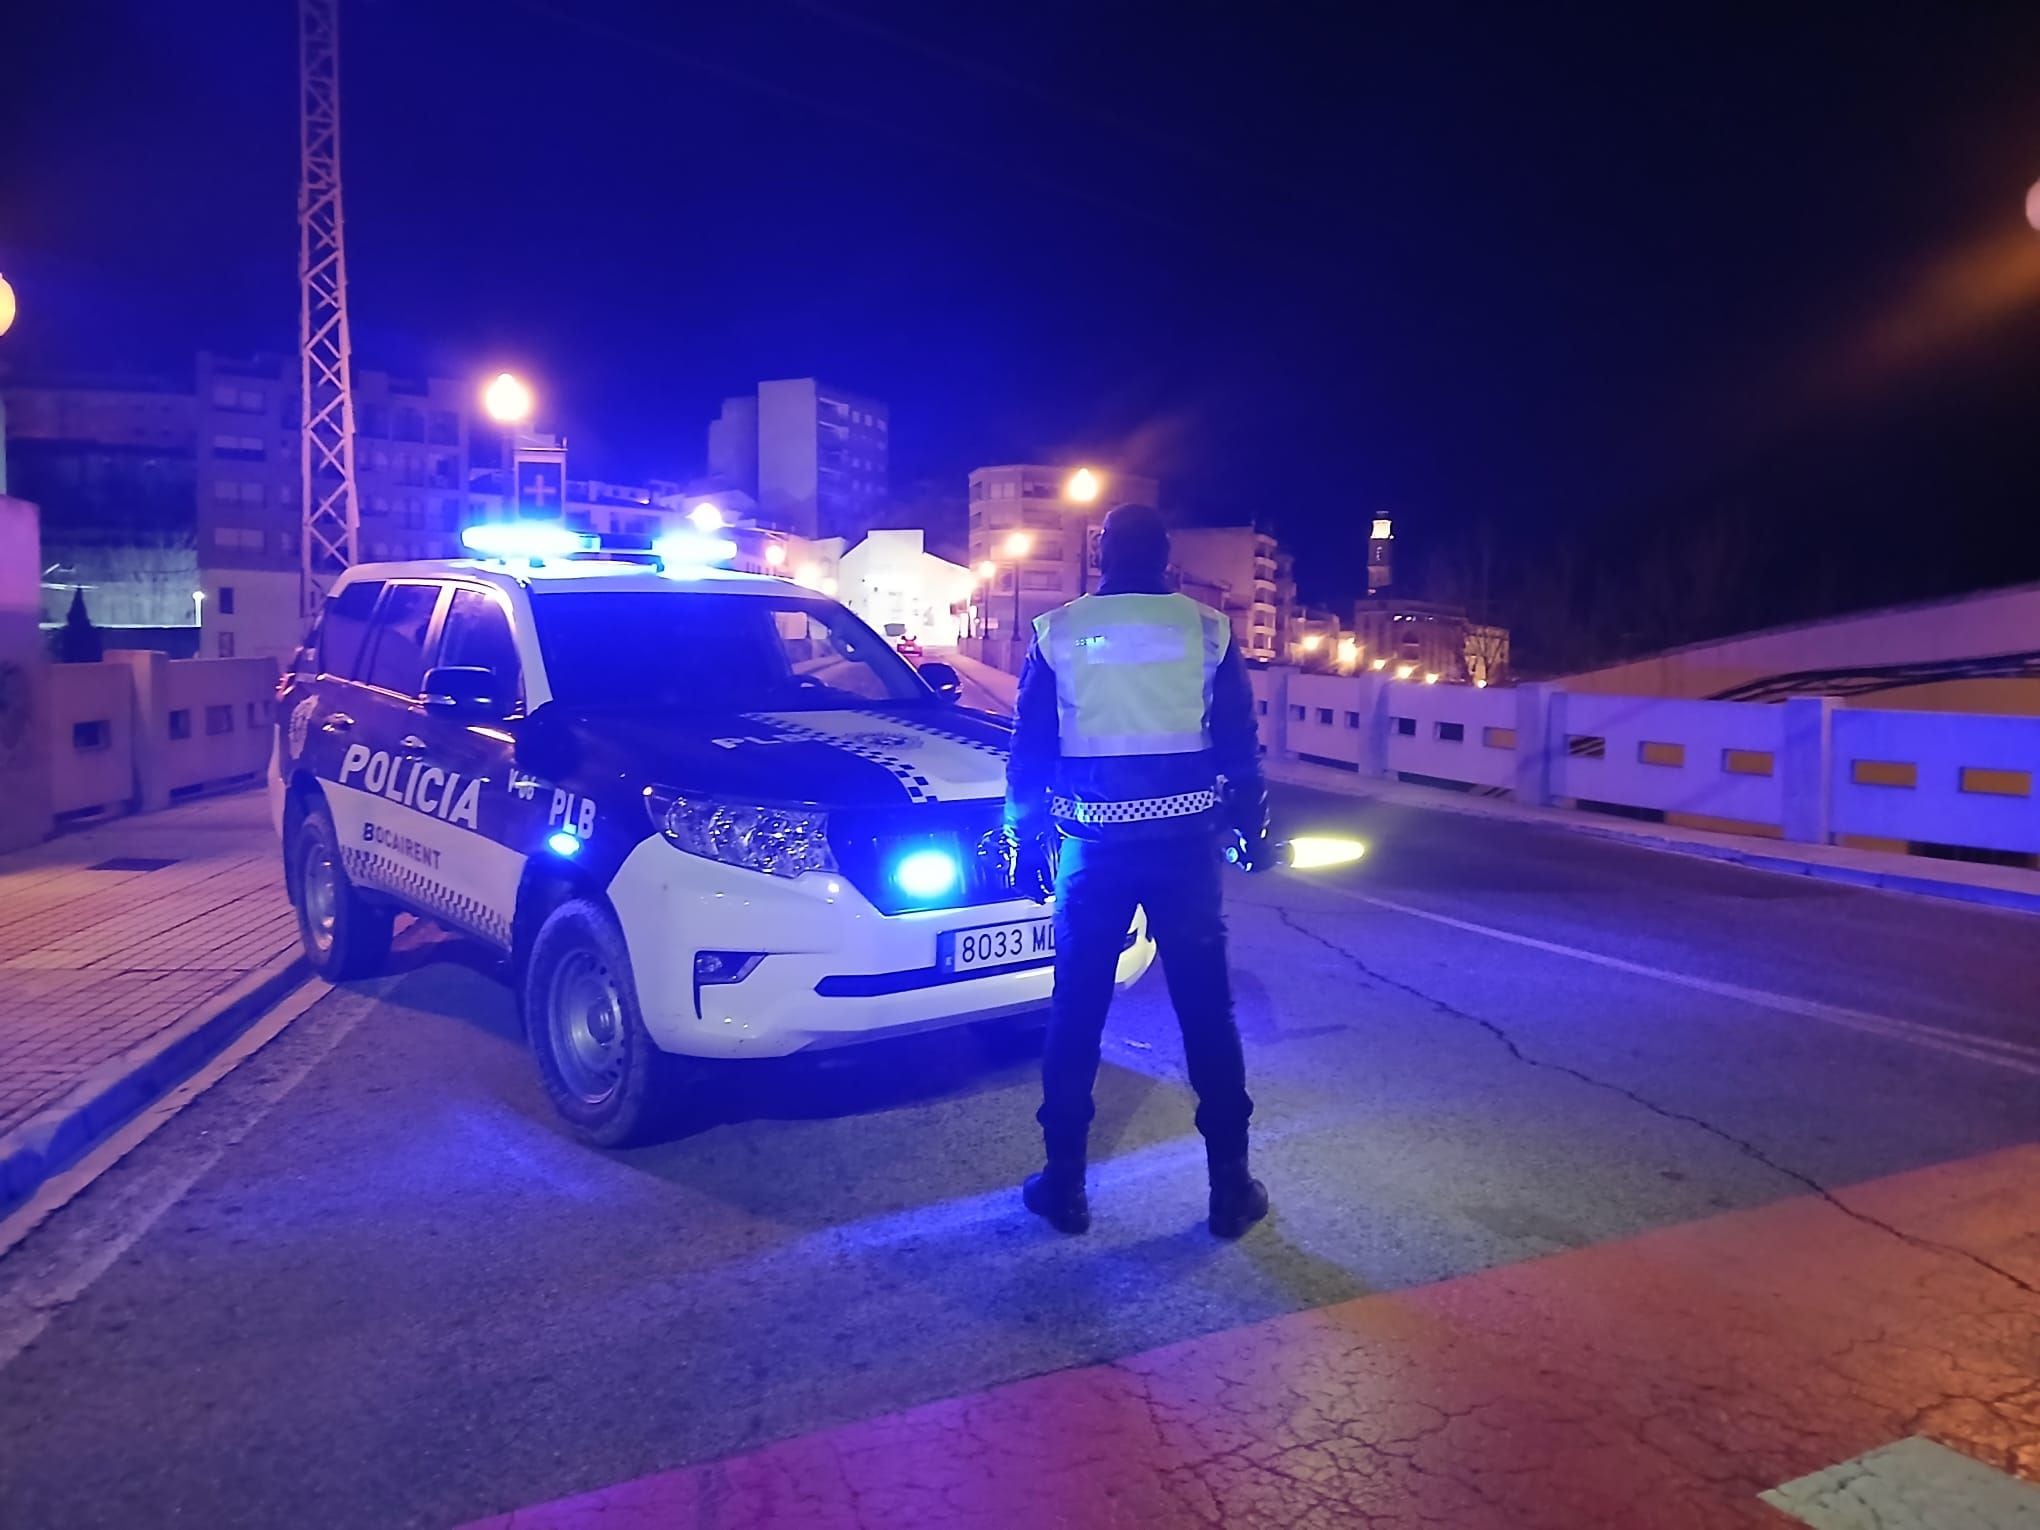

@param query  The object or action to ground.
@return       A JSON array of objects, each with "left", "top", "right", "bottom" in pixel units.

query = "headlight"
[{"left": 644, "top": 790, "right": 837, "bottom": 878}]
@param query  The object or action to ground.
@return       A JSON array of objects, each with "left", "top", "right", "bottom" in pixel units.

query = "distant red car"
[{"left": 894, "top": 636, "right": 924, "bottom": 664}]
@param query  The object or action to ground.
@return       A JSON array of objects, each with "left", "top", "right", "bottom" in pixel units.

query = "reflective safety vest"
[{"left": 1035, "top": 593, "right": 1233, "bottom": 758}]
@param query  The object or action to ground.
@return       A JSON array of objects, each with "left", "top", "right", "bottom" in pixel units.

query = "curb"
[
  {"left": 0, "top": 948, "right": 311, "bottom": 1214},
  {"left": 1268, "top": 761, "right": 2040, "bottom": 919}
]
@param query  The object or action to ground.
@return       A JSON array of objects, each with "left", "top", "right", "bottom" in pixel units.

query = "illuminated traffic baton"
[{"left": 1223, "top": 832, "right": 1368, "bottom": 874}]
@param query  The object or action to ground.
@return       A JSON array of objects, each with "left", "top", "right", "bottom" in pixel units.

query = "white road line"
[
  {"left": 1762, "top": 1435, "right": 2040, "bottom": 1528},
  {"left": 1296, "top": 883, "right": 2040, "bottom": 1081},
  {"left": 0, "top": 976, "right": 349, "bottom": 1372}
]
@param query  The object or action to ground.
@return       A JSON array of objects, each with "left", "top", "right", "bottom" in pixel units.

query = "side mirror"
[
  {"left": 919, "top": 661, "right": 963, "bottom": 704},
  {"left": 422, "top": 665, "right": 501, "bottom": 717}
]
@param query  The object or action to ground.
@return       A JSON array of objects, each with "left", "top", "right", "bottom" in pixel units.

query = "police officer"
[{"left": 1005, "top": 503, "right": 1273, "bottom": 1238}]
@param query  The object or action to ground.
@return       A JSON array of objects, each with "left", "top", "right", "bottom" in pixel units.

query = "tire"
[
  {"left": 523, "top": 896, "right": 695, "bottom": 1147},
  {"left": 289, "top": 800, "right": 395, "bottom": 981}
]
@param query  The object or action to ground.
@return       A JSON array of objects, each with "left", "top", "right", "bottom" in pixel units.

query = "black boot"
[
  {"left": 1023, "top": 1160, "right": 1090, "bottom": 1234},
  {"left": 1207, "top": 1154, "right": 1269, "bottom": 1239}
]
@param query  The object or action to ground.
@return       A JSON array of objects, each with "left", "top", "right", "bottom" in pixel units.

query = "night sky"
[{"left": 6, "top": 2, "right": 2040, "bottom": 658}]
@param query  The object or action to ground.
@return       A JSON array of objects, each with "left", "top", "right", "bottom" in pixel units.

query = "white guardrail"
[
  {"left": 46, "top": 651, "right": 279, "bottom": 822},
  {"left": 1253, "top": 669, "right": 2040, "bottom": 858}
]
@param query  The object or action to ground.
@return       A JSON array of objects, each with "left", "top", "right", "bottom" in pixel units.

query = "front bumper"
[{"left": 608, "top": 836, "right": 1154, "bottom": 1058}]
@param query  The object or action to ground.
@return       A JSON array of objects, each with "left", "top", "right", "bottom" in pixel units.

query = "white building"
[
  {"left": 807, "top": 529, "right": 973, "bottom": 647},
  {"left": 706, "top": 379, "right": 888, "bottom": 541}
]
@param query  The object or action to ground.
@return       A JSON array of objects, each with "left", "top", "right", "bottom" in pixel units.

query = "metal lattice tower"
[{"left": 298, "top": 0, "right": 359, "bottom": 616}]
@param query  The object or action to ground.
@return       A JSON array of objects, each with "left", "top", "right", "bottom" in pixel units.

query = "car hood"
[{"left": 557, "top": 705, "right": 1014, "bottom": 809}]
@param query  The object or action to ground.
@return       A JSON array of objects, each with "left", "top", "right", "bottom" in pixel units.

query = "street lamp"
[
  {"left": 1063, "top": 467, "right": 1104, "bottom": 594},
  {"left": 482, "top": 373, "right": 535, "bottom": 517},
  {"left": 1001, "top": 530, "right": 1034, "bottom": 640},
  {"left": 483, "top": 372, "right": 534, "bottom": 425},
  {"left": 2027, "top": 177, "right": 2040, "bottom": 233},
  {"left": 0, "top": 274, "right": 16, "bottom": 339}
]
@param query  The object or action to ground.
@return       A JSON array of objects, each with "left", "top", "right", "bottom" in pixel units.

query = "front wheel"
[
  {"left": 288, "top": 800, "right": 394, "bottom": 981},
  {"left": 523, "top": 897, "right": 696, "bottom": 1147}
]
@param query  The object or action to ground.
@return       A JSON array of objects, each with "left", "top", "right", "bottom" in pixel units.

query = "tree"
[{"left": 55, "top": 588, "right": 104, "bottom": 664}]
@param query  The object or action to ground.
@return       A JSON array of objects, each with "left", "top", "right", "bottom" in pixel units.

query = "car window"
[
  {"left": 318, "top": 580, "right": 385, "bottom": 679},
  {"left": 534, "top": 592, "right": 929, "bottom": 711},
  {"left": 361, "top": 583, "right": 442, "bottom": 696},
  {"left": 437, "top": 587, "right": 522, "bottom": 705}
]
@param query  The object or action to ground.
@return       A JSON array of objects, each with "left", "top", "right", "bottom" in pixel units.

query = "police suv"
[{"left": 271, "top": 528, "right": 1154, "bottom": 1144}]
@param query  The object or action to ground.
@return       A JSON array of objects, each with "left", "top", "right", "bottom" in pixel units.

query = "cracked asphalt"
[{"left": 2, "top": 784, "right": 2037, "bottom": 1528}]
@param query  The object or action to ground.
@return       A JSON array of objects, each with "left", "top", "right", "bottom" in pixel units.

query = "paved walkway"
[{"left": 0, "top": 791, "right": 295, "bottom": 1143}]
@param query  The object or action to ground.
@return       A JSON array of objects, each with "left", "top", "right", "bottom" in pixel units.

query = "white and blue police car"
[{"left": 271, "top": 525, "right": 1154, "bottom": 1144}]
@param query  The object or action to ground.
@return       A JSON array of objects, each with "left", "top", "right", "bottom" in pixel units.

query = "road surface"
[{"left": 2, "top": 785, "right": 2036, "bottom": 1527}]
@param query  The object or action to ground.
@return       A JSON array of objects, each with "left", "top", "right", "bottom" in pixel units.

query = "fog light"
[
  {"left": 695, "top": 951, "right": 763, "bottom": 984},
  {"left": 893, "top": 848, "right": 960, "bottom": 901}
]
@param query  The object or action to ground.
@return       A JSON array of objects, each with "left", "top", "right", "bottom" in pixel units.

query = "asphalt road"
[{"left": 2, "top": 786, "right": 2037, "bottom": 1528}]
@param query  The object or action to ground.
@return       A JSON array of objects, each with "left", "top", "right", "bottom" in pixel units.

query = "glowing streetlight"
[
  {"left": 1424, "top": 672, "right": 1441, "bottom": 685},
  {"left": 1299, "top": 632, "right": 1324, "bottom": 654},
  {"left": 977, "top": 560, "right": 997, "bottom": 581},
  {"left": 192, "top": 589, "right": 205, "bottom": 626},
  {"left": 688, "top": 502, "right": 725, "bottom": 531},
  {"left": 1064, "top": 467, "right": 1102, "bottom": 504},
  {"left": 1002, "top": 530, "right": 1034, "bottom": 559},
  {"left": 482, "top": 372, "right": 534, "bottom": 425},
  {"left": 1370, "top": 657, "right": 1388, "bottom": 671},
  {"left": 1394, "top": 662, "right": 1416, "bottom": 680},
  {"left": 2028, "top": 178, "right": 2040, "bottom": 234},
  {"left": 1336, "top": 637, "right": 1359, "bottom": 670},
  {"left": 763, "top": 541, "right": 787, "bottom": 569},
  {"left": 0, "top": 274, "right": 16, "bottom": 339}
]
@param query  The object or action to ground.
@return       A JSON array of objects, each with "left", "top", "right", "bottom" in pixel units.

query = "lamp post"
[
  {"left": 1001, "top": 531, "right": 1034, "bottom": 644},
  {"left": 0, "top": 274, "right": 16, "bottom": 339},
  {"left": 1064, "top": 467, "right": 1102, "bottom": 594},
  {"left": 482, "top": 372, "right": 535, "bottom": 514}
]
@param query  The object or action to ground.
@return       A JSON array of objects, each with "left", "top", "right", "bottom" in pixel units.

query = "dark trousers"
[{"left": 1038, "top": 830, "right": 1253, "bottom": 1165}]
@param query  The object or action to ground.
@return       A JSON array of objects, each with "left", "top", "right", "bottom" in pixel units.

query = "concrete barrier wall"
[
  {"left": 1831, "top": 708, "right": 2040, "bottom": 854},
  {"left": 1259, "top": 667, "right": 2039, "bottom": 858},
  {"left": 161, "top": 657, "right": 278, "bottom": 796},
  {"left": 44, "top": 663, "right": 138, "bottom": 818},
  {"left": 42, "top": 654, "right": 278, "bottom": 825}
]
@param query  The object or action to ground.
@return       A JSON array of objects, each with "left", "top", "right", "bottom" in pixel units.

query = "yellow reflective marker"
[{"left": 1286, "top": 836, "right": 1367, "bottom": 870}]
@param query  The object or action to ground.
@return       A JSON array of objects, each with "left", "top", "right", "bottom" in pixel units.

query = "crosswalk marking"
[{"left": 1763, "top": 1436, "right": 2040, "bottom": 1529}]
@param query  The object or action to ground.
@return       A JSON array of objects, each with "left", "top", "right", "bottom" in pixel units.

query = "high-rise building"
[
  {"left": 5, "top": 352, "right": 486, "bottom": 660},
  {"left": 1170, "top": 526, "right": 1284, "bottom": 664},
  {"left": 965, "top": 464, "right": 1161, "bottom": 643},
  {"left": 705, "top": 379, "right": 887, "bottom": 539}
]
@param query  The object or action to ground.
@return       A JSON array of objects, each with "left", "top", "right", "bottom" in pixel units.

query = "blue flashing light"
[
  {"left": 461, "top": 522, "right": 596, "bottom": 562},
  {"left": 545, "top": 830, "right": 582, "bottom": 858},
  {"left": 652, "top": 530, "right": 739, "bottom": 571},
  {"left": 893, "top": 847, "right": 960, "bottom": 902}
]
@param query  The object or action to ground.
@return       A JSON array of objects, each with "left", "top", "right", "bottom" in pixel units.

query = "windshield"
[{"left": 534, "top": 590, "right": 936, "bottom": 711}]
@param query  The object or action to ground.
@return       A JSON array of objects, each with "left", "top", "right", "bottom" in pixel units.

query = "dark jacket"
[{"left": 1005, "top": 573, "right": 1265, "bottom": 843}]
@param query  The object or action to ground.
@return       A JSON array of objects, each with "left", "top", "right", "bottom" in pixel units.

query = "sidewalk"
[
  {"left": 0, "top": 791, "right": 302, "bottom": 1207},
  {"left": 1269, "top": 756, "right": 2040, "bottom": 917}
]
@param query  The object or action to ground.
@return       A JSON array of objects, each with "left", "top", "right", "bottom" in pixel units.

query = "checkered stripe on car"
[
  {"left": 342, "top": 846, "right": 513, "bottom": 948},
  {"left": 1050, "top": 789, "right": 1219, "bottom": 825}
]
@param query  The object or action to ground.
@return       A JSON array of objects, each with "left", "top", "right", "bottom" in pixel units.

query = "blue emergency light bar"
[
  {"left": 460, "top": 523, "right": 598, "bottom": 562},
  {"left": 458, "top": 520, "right": 739, "bottom": 573},
  {"left": 650, "top": 530, "right": 740, "bottom": 571}
]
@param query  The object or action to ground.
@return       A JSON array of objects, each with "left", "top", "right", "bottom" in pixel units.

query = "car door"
[
  {"left": 401, "top": 582, "right": 533, "bottom": 950},
  {"left": 327, "top": 579, "right": 451, "bottom": 908}
]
